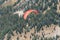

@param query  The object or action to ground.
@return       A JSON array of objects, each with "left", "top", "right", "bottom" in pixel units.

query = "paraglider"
[
  {"left": 23, "top": 9, "right": 38, "bottom": 20},
  {"left": 13, "top": 9, "right": 38, "bottom": 20}
]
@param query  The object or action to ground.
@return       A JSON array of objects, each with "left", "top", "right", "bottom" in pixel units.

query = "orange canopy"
[{"left": 23, "top": 9, "right": 38, "bottom": 20}]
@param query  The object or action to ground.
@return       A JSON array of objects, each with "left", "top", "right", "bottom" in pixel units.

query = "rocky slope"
[{"left": 3, "top": 24, "right": 60, "bottom": 40}]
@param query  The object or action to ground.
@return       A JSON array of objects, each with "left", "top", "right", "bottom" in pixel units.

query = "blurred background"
[{"left": 0, "top": 0, "right": 60, "bottom": 40}]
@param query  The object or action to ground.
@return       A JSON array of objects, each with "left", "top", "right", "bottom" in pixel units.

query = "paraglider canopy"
[{"left": 23, "top": 9, "right": 38, "bottom": 20}]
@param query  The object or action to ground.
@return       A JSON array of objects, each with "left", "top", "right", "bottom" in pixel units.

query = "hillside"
[
  {"left": 0, "top": 0, "right": 60, "bottom": 40},
  {"left": 3, "top": 24, "right": 60, "bottom": 40}
]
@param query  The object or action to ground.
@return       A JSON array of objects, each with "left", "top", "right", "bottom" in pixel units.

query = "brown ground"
[
  {"left": 1, "top": 0, "right": 17, "bottom": 7},
  {"left": 3, "top": 24, "right": 60, "bottom": 40}
]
